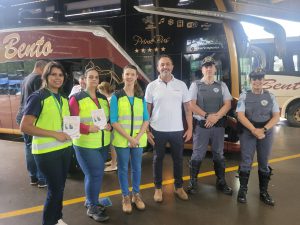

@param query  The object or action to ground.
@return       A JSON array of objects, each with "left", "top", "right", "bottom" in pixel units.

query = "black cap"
[
  {"left": 201, "top": 56, "right": 215, "bottom": 67},
  {"left": 249, "top": 68, "right": 265, "bottom": 78}
]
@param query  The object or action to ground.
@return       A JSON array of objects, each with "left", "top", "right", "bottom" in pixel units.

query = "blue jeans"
[
  {"left": 34, "top": 147, "right": 72, "bottom": 225},
  {"left": 73, "top": 145, "right": 108, "bottom": 206},
  {"left": 24, "top": 134, "right": 45, "bottom": 182},
  {"left": 115, "top": 147, "right": 143, "bottom": 196}
]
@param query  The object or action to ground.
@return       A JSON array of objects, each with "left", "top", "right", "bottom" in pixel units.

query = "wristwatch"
[
  {"left": 204, "top": 113, "right": 209, "bottom": 119},
  {"left": 263, "top": 127, "right": 268, "bottom": 133}
]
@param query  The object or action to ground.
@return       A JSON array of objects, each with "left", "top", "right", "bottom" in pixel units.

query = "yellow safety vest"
[
  {"left": 112, "top": 90, "right": 147, "bottom": 148},
  {"left": 32, "top": 89, "right": 72, "bottom": 154},
  {"left": 72, "top": 91, "right": 111, "bottom": 148}
]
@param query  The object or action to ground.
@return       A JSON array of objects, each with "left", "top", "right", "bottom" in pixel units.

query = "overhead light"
[
  {"left": 65, "top": 8, "right": 121, "bottom": 17},
  {"left": 11, "top": 0, "right": 48, "bottom": 7}
]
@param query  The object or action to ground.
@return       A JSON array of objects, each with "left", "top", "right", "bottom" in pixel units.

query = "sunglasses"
[{"left": 251, "top": 76, "right": 264, "bottom": 81}]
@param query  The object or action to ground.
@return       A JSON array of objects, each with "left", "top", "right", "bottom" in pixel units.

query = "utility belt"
[
  {"left": 195, "top": 117, "right": 226, "bottom": 128},
  {"left": 237, "top": 120, "right": 269, "bottom": 134}
]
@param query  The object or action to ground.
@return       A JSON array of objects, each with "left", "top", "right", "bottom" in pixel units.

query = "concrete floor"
[{"left": 0, "top": 119, "right": 300, "bottom": 225}]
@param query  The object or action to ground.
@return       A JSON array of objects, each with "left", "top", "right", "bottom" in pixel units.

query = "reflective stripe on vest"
[
  {"left": 112, "top": 95, "right": 147, "bottom": 148},
  {"left": 72, "top": 94, "right": 111, "bottom": 148},
  {"left": 32, "top": 94, "right": 72, "bottom": 154}
]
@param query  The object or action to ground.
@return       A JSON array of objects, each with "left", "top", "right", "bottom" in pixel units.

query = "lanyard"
[
  {"left": 84, "top": 91, "right": 102, "bottom": 109},
  {"left": 48, "top": 89, "right": 63, "bottom": 128}
]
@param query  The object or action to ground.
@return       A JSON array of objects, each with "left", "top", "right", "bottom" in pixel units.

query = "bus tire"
[{"left": 287, "top": 101, "right": 300, "bottom": 127}]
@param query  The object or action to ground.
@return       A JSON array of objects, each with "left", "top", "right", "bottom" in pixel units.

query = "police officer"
[
  {"left": 236, "top": 68, "right": 280, "bottom": 206},
  {"left": 187, "top": 56, "right": 233, "bottom": 195}
]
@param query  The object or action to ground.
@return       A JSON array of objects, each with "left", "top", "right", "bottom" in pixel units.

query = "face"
[
  {"left": 79, "top": 77, "right": 86, "bottom": 88},
  {"left": 157, "top": 57, "right": 174, "bottom": 78},
  {"left": 123, "top": 68, "right": 138, "bottom": 85},
  {"left": 85, "top": 70, "right": 99, "bottom": 88},
  {"left": 201, "top": 64, "right": 216, "bottom": 79},
  {"left": 250, "top": 76, "right": 264, "bottom": 90},
  {"left": 47, "top": 67, "right": 64, "bottom": 90}
]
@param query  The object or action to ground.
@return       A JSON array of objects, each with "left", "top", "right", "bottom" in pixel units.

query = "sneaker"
[
  {"left": 84, "top": 201, "right": 106, "bottom": 211},
  {"left": 87, "top": 205, "right": 109, "bottom": 222},
  {"left": 55, "top": 219, "right": 68, "bottom": 225},
  {"left": 132, "top": 193, "right": 145, "bottom": 210},
  {"left": 104, "top": 165, "right": 118, "bottom": 172},
  {"left": 153, "top": 188, "right": 163, "bottom": 203},
  {"left": 38, "top": 180, "right": 47, "bottom": 188},
  {"left": 174, "top": 187, "right": 189, "bottom": 201},
  {"left": 30, "top": 177, "right": 38, "bottom": 186},
  {"left": 122, "top": 195, "right": 132, "bottom": 214}
]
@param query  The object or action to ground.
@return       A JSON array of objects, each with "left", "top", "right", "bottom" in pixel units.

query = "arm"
[
  {"left": 205, "top": 100, "right": 231, "bottom": 128},
  {"left": 112, "top": 122, "right": 139, "bottom": 147},
  {"left": 183, "top": 101, "right": 193, "bottom": 142},
  {"left": 146, "top": 102, "right": 155, "bottom": 146},
  {"left": 20, "top": 115, "right": 71, "bottom": 142},
  {"left": 237, "top": 112, "right": 265, "bottom": 139}
]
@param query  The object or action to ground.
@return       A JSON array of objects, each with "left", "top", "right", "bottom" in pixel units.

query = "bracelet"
[
  {"left": 263, "top": 127, "right": 268, "bottom": 133},
  {"left": 204, "top": 113, "right": 209, "bottom": 119}
]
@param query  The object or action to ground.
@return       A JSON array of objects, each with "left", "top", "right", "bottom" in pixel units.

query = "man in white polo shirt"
[{"left": 145, "top": 55, "right": 193, "bottom": 202}]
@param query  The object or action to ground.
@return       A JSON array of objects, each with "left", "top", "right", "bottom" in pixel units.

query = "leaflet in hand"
[
  {"left": 63, "top": 116, "right": 80, "bottom": 139},
  {"left": 91, "top": 109, "right": 107, "bottom": 130}
]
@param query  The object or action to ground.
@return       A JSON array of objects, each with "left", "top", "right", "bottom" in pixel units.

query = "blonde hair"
[{"left": 98, "top": 81, "right": 115, "bottom": 95}]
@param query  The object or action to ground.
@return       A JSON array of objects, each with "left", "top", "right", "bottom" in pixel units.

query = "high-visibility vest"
[
  {"left": 32, "top": 89, "right": 72, "bottom": 154},
  {"left": 72, "top": 91, "right": 111, "bottom": 148},
  {"left": 112, "top": 90, "right": 147, "bottom": 148}
]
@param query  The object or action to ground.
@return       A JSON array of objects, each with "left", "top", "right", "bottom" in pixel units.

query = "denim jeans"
[
  {"left": 23, "top": 134, "right": 45, "bottom": 182},
  {"left": 73, "top": 145, "right": 108, "bottom": 206},
  {"left": 152, "top": 129, "right": 184, "bottom": 189},
  {"left": 34, "top": 147, "right": 72, "bottom": 225},
  {"left": 115, "top": 147, "right": 143, "bottom": 196}
]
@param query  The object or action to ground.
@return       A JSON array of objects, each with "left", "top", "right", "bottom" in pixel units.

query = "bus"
[
  {"left": 0, "top": 25, "right": 150, "bottom": 135},
  {"left": 1, "top": 0, "right": 298, "bottom": 150}
]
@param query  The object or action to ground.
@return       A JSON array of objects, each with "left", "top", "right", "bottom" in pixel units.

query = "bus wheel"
[{"left": 287, "top": 102, "right": 300, "bottom": 127}]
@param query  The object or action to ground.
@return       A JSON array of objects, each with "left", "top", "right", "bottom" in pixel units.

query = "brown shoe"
[
  {"left": 132, "top": 193, "right": 145, "bottom": 210},
  {"left": 154, "top": 188, "right": 163, "bottom": 203},
  {"left": 174, "top": 187, "right": 189, "bottom": 201},
  {"left": 122, "top": 195, "right": 132, "bottom": 214}
]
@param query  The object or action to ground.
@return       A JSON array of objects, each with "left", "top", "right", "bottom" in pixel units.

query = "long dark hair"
[
  {"left": 41, "top": 61, "right": 67, "bottom": 92},
  {"left": 123, "top": 65, "right": 143, "bottom": 97}
]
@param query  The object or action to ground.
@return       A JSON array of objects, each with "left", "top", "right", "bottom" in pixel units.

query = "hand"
[
  {"left": 205, "top": 114, "right": 218, "bottom": 128},
  {"left": 147, "top": 131, "right": 155, "bottom": 146},
  {"left": 105, "top": 123, "right": 112, "bottom": 131},
  {"left": 183, "top": 128, "right": 192, "bottom": 142},
  {"left": 251, "top": 128, "right": 265, "bottom": 139},
  {"left": 128, "top": 137, "right": 140, "bottom": 148},
  {"left": 89, "top": 124, "right": 100, "bottom": 133},
  {"left": 54, "top": 132, "right": 71, "bottom": 142}
]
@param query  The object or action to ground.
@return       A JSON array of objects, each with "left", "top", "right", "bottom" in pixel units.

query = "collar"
[
  {"left": 158, "top": 74, "right": 174, "bottom": 83},
  {"left": 200, "top": 78, "right": 215, "bottom": 85}
]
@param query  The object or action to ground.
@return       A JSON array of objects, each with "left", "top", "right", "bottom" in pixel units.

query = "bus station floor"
[{"left": 0, "top": 120, "right": 300, "bottom": 225}]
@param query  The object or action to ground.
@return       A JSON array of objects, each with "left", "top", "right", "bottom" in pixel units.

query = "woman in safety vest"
[
  {"left": 20, "top": 61, "right": 72, "bottom": 225},
  {"left": 69, "top": 68, "right": 110, "bottom": 222},
  {"left": 110, "top": 65, "right": 149, "bottom": 213}
]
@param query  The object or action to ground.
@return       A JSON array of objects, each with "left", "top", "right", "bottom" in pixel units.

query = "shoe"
[
  {"left": 84, "top": 201, "right": 106, "bottom": 211},
  {"left": 216, "top": 180, "right": 233, "bottom": 195},
  {"left": 153, "top": 189, "right": 163, "bottom": 203},
  {"left": 30, "top": 177, "right": 38, "bottom": 186},
  {"left": 132, "top": 193, "right": 145, "bottom": 210},
  {"left": 55, "top": 219, "right": 68, "bottom": 225},
  {"left": 38, "top": 180, "right": 47, "bottom": 188},
  {"left": 104, "top": 165, "right": 118, "bottom": 172},
  {"left": 122, "top": 195, "right": 132, "bottom": 214},
  {"left": 87, "top": 205, "right": 109, "bottom": 222},
  {"left": 174, "top": 188, "right": 189, "bottom": 201}
]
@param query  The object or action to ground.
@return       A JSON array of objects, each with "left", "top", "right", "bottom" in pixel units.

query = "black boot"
[
  {"left": 186, "top": 160, "right": 201, "bottom": 194},
  {"left": 258, "top": 167, "right": 275, "bottom": 206},
  {"left": 237, "top": 171, "right": 250, "bottom": 203},
  {"left": 214, "top": 159, "right": 233, "bottom": 195}
]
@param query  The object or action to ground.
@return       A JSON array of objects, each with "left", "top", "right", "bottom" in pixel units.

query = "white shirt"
[{"left": 145, "top": 76, "right": 191, "bottom": 131}]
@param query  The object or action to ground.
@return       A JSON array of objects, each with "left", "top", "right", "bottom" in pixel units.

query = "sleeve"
[
  {"left": 23, "top": 92, "right": 42, "bottom": 118},
  {"left": 182, "top": 82, "right": 191, "bottom": 103},
  {"left": 188, "top": 82, "right": 198, "bottom": 100},
  {"left": 143, "top": 98, "right": 149, "bottom": 121},
  {"left": 221, "top": 82, "right": 233, "bottom": 101},
  {"left": 110, "top": 94, "right": 119, "bottom": 124},
  {"left": 69, "top": 96, "right": 89, "bottom": 134},
  {"left": 144, "top": 83, "right": 153, "bottom": 104},
  {"left": 270, "top": 94, "right": 280, "bottom": 113},
  {"left": 236, "top": 92, "right": 246, "bottom": 112}
]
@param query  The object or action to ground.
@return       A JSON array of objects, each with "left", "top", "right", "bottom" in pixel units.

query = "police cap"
[
  {"left": 201, "top": 56, "right": 215, "bottom": 67},
  {"left": 249, "top": 68, "right": 265, "bottom": 79}
]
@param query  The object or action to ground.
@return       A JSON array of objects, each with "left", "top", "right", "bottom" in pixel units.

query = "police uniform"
[
  {"left": 236, "top": 69, "right": 279, "bottom": 206},
  {"left": 187, "top": 56, "right": 233, "bottom": 195}
]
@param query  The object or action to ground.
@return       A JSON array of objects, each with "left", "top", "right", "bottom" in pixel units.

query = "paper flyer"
[
  {"left": 91, "top": 109, "right": 107, "bottom": 130},
  {"left": 63, "top": 116, "right": 80, "bottom": 139}
]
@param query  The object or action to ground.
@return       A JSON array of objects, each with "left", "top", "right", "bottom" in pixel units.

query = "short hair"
[
  {"left": 34, "top": 60, "right": 48, "bottom": 70},
  {"left": 156, "top": 54, "right": 173, "bottom": 66}
]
